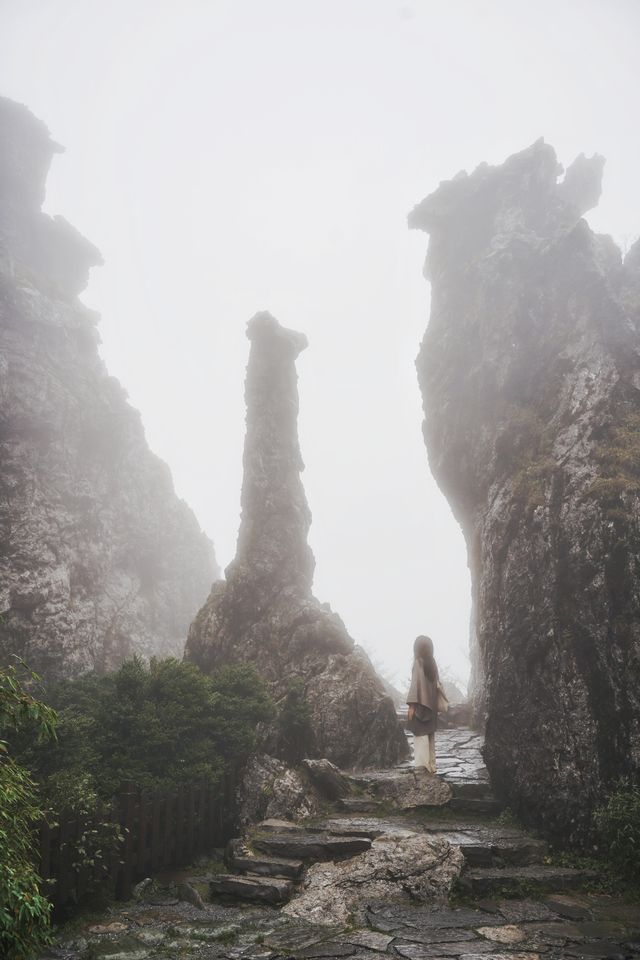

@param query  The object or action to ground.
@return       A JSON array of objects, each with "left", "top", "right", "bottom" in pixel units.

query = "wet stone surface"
[{"left": 42, "top": 725, "right": 640, "bottom": 960}]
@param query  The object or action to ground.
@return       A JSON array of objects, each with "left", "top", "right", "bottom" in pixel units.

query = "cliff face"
[
  {"left": 185, "top": 313, "right": 408, "bottom": 770},
  {"left": 0, "top": 97, "right": 218, "bottom": 679},
  {"left": 411, "top": 140, "right": 640, "bottom": 838}
]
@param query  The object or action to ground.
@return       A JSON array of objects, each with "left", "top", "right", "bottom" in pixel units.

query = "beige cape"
[{"left": 407, "top": 657, "right": 438, "bottom": 736}]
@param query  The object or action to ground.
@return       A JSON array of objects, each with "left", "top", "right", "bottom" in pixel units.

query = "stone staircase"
[
  {"left": 47, "top": 716, "right": 640, "bottom": 960},
  {"left": 205, "top": 721, "right": 593, "bottom": 909}
]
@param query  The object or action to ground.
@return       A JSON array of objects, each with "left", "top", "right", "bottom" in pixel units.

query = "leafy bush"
[
  {"left": 0, "top": 660, "right": 57, "bottom": 960},
  {"left": 17, "top": 657, "right": 274, "bottom": 801},
  {"left": 592, "top": 778, "right": 640, "bottom": 882}
]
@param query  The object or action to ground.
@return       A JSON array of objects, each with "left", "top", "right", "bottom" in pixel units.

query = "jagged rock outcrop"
[
  {"left": 410, "top": 139, "right": 640, "bottom": 838},
  {"left": 283, "top": 831, "right": 464, "bottom": 926},
  {"left": 185, "top": 312, "right": 408, "bottom": 769},
  {"left": 0, "top": 97, "right": 218, "bottom": 679},
  {"left": 236, "top": 755, "right": 321, "bottom": 827}
]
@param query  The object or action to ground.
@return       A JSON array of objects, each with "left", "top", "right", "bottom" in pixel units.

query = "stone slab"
[
  {"left": 254, "top": 830, "right": 372, "bottom": 860},
  {"left": 209, "top": 873, "right": 292, "bottom": 905},
  {"left": 461, "top": 865, "right": 595, "bottom": 896}
]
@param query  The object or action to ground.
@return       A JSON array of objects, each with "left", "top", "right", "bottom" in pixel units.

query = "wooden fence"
[{"left": 37, "top": 770, "right": 238, "bottom": 909}]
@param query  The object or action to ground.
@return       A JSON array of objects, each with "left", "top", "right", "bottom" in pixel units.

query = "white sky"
[{"left": 1, "top": 0, "right": 638, "bottom": 692}]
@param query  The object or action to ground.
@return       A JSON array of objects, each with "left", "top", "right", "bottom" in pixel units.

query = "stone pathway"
[{"left": 44, "top": 727, "right": 640, "bottom": 960}]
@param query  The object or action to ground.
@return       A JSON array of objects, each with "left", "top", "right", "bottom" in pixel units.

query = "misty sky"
[{"left": 1, "top": 0, "right": 638, "bottom": 691}]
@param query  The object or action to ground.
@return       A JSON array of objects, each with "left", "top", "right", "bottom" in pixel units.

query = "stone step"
[
  {"left": 226, "top": 836, "right": 304, "bottom": 878},
  {"left": 256, "top": 818, "right": 302, "bottom": 832},
  {"left": 449, "top": 779, "right": 496, "bottom": 800},
  {"left": 308, "top": 817, "right": 415, "bottom": 839},
  {"left": 338, "top": 797, "right": 385, "bottom": 813},
  {"left": 421, "top": 824, "right": 548, "bottom": 867},
  {"left": 208, "top": 873, "right": 294, "bottom": 905},
  {"left": 460, "top": 864, "right": 596, "bottom": 897},
  {"left": 448, "top": 795, "right": 502, "bottom": 816},
  {"left": 252, "top": 830, "right": 372, "bottom": 861}
]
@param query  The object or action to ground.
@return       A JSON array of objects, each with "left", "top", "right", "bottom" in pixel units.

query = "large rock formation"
[
  {"left": 185, "top": 312, "right": 408, "bottom": 769},
  {"left": 0, "top": 97, "right": 218, "bottom": 679},
  {"left": 410, "top": 139, "right": 640, "bottom": 838}
]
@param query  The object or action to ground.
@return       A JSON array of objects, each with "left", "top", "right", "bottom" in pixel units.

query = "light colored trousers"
[{"left": 414, "top": 733, "right": 436, "bottom": 773}]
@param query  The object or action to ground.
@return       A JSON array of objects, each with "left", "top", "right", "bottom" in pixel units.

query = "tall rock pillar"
[{"left": 186, "top": 312, "right": 408, "bottom": 770}]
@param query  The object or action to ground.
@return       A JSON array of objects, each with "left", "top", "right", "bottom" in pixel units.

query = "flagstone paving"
[{"left": 42, "top": 726, "right": 640, "bottom": 960}]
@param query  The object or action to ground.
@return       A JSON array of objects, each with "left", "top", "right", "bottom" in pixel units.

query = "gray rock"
[
  {"left": 131, "top": 878, "right": 153, "bottom": 902},
  {"left": 394, "top": 944, "right": 494, "bottom": 958},
  {"left": 209, "top": 873, "right": 293, "bottom": 905},
  {"left": 253, "top": 829, "right": 372, "bottom": 862},
  {"left": 410, "top": 138, "right": 640, "bottom": 840},
  {"left": 301, "top": 758, "right": 352, "bottom": 800},
  {"left": 346, "top": 766, "right": 452, "bottom": 809},
  {"left": 283, "top": 832, "right": 464, "bottom": 926},
  {"left": 365, "top": 903, "right": 507, "bottom": 931},
  {"left": 343, "top": 930, "right": 394, "bottom": 952},
  {"left": 0, "top": 97, "right": 218, "bottom": 680},
  {"left": 256, "top": 818, "right": 302, "bottom": 832},
  {"left": 263, "top": 923, "right": 343, "bottom": 953},
  {"left": 237, "top": 754, "right": 321, "bottom": 826},
  {"left": 296, "top": 944, "right": 357, "bottom": 958},
  {"left": 226, "top": 837, "right": 304, "bottom": 878},
  {"left": 339, "top": 798, "right": 384, "bottom": 813},
  {"left": 184, "top": 312, "right": 408, "bottom": 770},
  {"left": 176, "top": 881, "right": 205, "bottom": 910},
  {"left": 460, "top": 864, "right": 595, "bottom": 897}
]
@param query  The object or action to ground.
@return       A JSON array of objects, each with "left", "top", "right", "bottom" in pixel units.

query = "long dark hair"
[{"left": 414, "top": 635, "right": 438, "bottom": 683}]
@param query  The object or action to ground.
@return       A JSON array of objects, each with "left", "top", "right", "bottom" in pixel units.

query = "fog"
[{"left": 1, "top": 0, "right": 638, "bottom": 691}]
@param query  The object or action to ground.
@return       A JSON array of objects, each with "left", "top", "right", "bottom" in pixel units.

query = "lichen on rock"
[
  {"left": 411, "top": 139, "right": 640, "bottom": 839},
  {"left": 185, "top": 312, "right": 408, "bottom": 770}
]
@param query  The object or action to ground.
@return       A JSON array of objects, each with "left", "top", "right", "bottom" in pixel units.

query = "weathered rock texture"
[
  {"left": 236, "top": 754, "right": 321, "bottom": 827},
  {"left": 185, "top": 312, "right": 408, "bottom": 769},
  {"left": 0, "top": 97, "right": 218, "bottom": 679},
  {"left": 283, "top": 831, "right": 464, "bottom": 926},
  {"left": 410, "top": 139, "right": 640, "bottom": 838}
]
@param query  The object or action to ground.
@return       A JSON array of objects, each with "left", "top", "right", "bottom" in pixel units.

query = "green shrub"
[
  {"left": 592, "top": 778, "right": 640, "bottom": 882},
  {"left": 16, "top": 657, "right": 274, "bottom": 800},
  {"left": 0, "top": 660, "right": 57, "bottom": 960}
]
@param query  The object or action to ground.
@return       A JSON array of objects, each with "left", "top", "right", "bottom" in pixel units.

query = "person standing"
[{"left": 406, "top": 635, "right": 447, "bottom": 772}]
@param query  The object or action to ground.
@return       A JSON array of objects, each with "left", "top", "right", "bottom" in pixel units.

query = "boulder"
[
  {"left": 347, "top": 766, "right": 452, "bottom": 810},
  {"left": 301, "top": 758, "right": 352, "bottom": 800},
  {"left": 237, "top": 754, "right": 320, "bottom": 827},
  {"left": 283, "top": 832, "right": 464, "bottom": 926}
]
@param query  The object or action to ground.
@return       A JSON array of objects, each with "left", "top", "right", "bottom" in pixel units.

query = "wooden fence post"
[
  {"left": 117, "top": 781, "right": 137, "bottom": 899},
  {"left": 151, "top": 795, "right": 162, "bottom": 872},
  {"left": 163, "top": 793, "right": 174, "bottom": 868},
  {"left": 137, "top": 793, "right": 148, "bottom": 879},
  {"left": 175, "top": 787, "right": 185, "bottom": 864},
  {"left": 186, "top": 786, "right": 195, "bottom": 863}
]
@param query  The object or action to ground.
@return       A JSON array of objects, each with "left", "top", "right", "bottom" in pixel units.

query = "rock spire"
[{"left": 185, "top": 312, "right": 408, "bottom": 770}]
